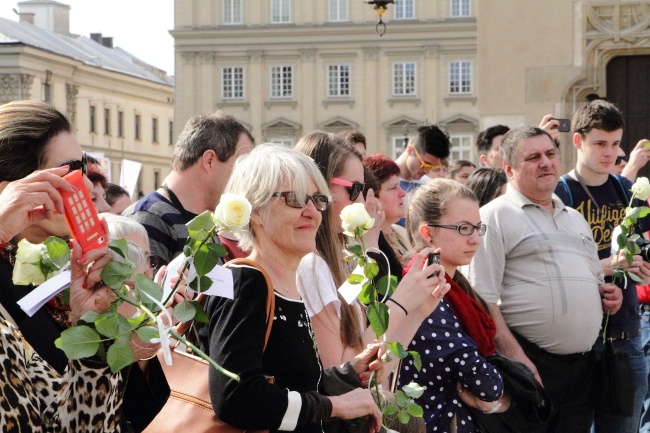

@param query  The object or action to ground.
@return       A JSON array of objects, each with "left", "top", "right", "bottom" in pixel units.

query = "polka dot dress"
[{"left": 397, "top": 299, "right": 503, "bottom": 433}]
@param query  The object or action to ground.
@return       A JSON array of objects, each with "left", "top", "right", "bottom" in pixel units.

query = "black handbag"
[
  {"left": 597, "top": 341, "right": 634, "bottom": 417},
  {"left": 468, "top": 353, "right": 553, "bottom": 433}
]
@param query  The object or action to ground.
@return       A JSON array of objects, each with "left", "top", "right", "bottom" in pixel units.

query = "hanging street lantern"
[{"left": 366, "top": 0, "right": 395, "bottom": 36}]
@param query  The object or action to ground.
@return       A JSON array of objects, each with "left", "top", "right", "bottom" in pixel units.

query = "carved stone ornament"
[{"left": 0, "top": 73, "right": 34, "bottom": 104}]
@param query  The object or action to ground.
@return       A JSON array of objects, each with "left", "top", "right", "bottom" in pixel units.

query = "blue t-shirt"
[{"left": 554, "top": 174, "right": 648, "bottom": 334}]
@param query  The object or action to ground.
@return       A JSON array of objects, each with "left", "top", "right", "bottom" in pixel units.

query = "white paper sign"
[
  {"left": 119, "top": 159, "right": 142, "bottom": 198},
  {"left": 162, "top": 254, "right": 235, "bottom": 301},
  {"left": 338, "top": 264, "right": 367, "bottom": 305},
  {"left": 18, "top": 271, "right": 71, "bottom": 316}
]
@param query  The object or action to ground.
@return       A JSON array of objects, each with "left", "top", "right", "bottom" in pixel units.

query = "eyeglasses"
[
  {"left": 331, "top": 178, "right": 365, "bottom": 201},
  {"left": 147, "top": 255, "right": 160, "bottom": 270},
  {"left": 427, "top": 223, "right": 487, "bottom": 236},
  {"left": 271, "top": 191, "right": 330, "bottom": 211},
  {"left": 615, "top": 156, "right": 627, "bottom": 165},
  {"left": 412, "top": 147, "right": 441, "bottom": 171},
  {"left": 60, "top": 151, "right": 88, "bottom": 176}
]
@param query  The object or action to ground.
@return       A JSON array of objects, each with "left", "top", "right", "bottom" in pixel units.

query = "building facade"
[
  {"left": 173, "top": 0, "right": 650, "bottom": 173},
  {"left": 173, "top": 0, "right": 478, "bottom": 161},
  {"left": 0, "top": 0, "right": 175, "bottom": 197}
]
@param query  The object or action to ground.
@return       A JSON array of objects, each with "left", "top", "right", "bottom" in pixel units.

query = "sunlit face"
[
  {"left": 452, "top": 166, "right": 476, "bottom": 185},
  {"left": 257, "top": 179, "right": 323, "bottom": 259},
  {"left": 574, "top": 128, "right": 623, "bottom": 177},
  {"left": 406, "top": 146, "right": 441, "bottom": 180},
  {"left": 505, "top": 134, "right": 560, "bottom": 203},
  {"left": 91, "top": 183, "right": 111, "bottom": 213},
  {"left": 378, "top": 175, "right": 406, "bottom": 224},
  {"left": 486, "top": 135, "right": 504, "bottom": 168},
  {"left": 331, "top": 157, "right": 365, "bottom": 233},
  {"left": 32, "top": 132, "right": 93, "bottom": 239},
  {"left": 423, "top": 197, "right": 482, "bottom": 274},
  {"left": 126, "top": 231, "right": 154, "bottom": 279}
]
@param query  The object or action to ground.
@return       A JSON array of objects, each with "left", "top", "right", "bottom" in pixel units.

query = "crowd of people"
[{"left": 1, "top": 94, "right": 650, "bottom": 433}]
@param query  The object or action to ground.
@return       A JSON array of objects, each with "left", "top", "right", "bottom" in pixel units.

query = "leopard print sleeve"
[{"left": 0, "top": 319, "right": 124, "bottom": 432}]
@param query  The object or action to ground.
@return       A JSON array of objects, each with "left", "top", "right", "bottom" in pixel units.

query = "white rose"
[
  {"left": 631, "top": 177, "right": 650, "bottom": 201},
  {"left": 16, "top": 238, "right": 45, "bottom": 263},
  {"left": 340, "top": 203, "right": 375, "bottom": 237},
  {"left": 214, "top": 193, "right": 252, "bottom": 233},
  {"left": 13, "top": 261, "right": 46, "bottom": 286}
]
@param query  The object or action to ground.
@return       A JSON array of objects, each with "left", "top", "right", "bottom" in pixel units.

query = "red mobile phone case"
[{"left": 59, "top": 170, "right": 108, "bottom": 253}]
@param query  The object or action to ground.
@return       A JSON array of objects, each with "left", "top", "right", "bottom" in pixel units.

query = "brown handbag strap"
[{"left": 173, "top": 258, "right": 275, "bottom": 351}]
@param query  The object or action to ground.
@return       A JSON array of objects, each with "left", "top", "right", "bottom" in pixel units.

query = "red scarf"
[{"left": 403, "top": 257, "right": 496, "bottom": 357}]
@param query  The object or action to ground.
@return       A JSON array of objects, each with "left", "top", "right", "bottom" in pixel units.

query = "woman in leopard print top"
[{"left": 0, "top": 167, "right": 124, "bottom": 431}]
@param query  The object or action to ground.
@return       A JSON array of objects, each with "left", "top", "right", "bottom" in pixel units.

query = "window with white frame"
[
  {"left": 449, "top": 61, "right": 472, "bottom": 94},
  {"left": 450, "top": 135, "right": 474, "bottom": 161},
  {"left": 450, "top": 0, "right": 471, "bottom": 17},
  {"left": 224, "top": 0, "right": 242, "bottom": 24},
  {"left": 391, "top": 136, "right": 409, "bottom": 159},
  {"left": 395, "top": 0, "right": 414, "bottom": 19},
  {"left": 222, "top": 67, "right": 245, "bottom": 99},
  {"left": 393, "top": 62, "right": 416, "bottom": 96},
  {"left": 271, "top": 66, "right": 293, "bottom": 98},
  {"left": 328, "top": 65, "right": 350, "bottom": 97},
  {"left": 329, "top": 0, "right": 348, "bottom": 22},
  {"left": 271, "top": 0, "right": 291, "bottom": 23}
]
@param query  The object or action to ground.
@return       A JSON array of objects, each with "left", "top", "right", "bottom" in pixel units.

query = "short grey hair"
[
  {"left": 224, "top": 144, "right": 331, "bottom": 251},
  {"left": 500, "top": 125, "right": 554, "bottom": 167},
  {"left": 101, "top": 213, "right": 149, "bottom": 273}
]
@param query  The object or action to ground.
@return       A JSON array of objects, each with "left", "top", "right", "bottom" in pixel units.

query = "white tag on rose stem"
[
  {"left": 161, "top": 254, "right": 235, "bottom": 301},
  {"left": 338, "top": 264, "right": 367, "bottom": 305},
  {"left": 18, "top": 270, "right": 71, "bottom": 316}
]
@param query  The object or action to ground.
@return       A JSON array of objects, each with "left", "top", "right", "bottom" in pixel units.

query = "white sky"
[{"left": 0, "top": 0, "right": 175, "bottom": 75}]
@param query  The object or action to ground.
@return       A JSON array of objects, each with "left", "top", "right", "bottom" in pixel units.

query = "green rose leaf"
[
  {"left": 54, "top": 326, "right": 101, "bottom": 359},
  {"left": 174, "top": 300, "right": 197, "bottom": 323},
  {"left": 135, "top": 274, "right": 164, "bottom": 311},
  {"left": 106, "top": 340, "right": 135, "bottom": 373},
  {"left": 386, "top": 341, "right": 407, "bottom": 358},
  {"left": 189, "top": 275, "right": 214, "bottom": 293},
  {"left": 406, "top": 403, "right": 424, "bottom": 417},
  {"left": 402, "top": 381, "right": 425, "bottom": 399},
  {"left": 367, "top": 302, "right": 389, "bottom": 336},
  {"left": 628, "top": 271, "right": 643, "bottom": 283},
  {"left": 395, "top": 390, "right": 410, "bottom": 407},
  {"left": 193, "top": 243, "right": 222, "bottom": 277},
  {"left": 382, "top": 404, "right": 399, "bottom": 416},
  {"left": 409, "top": 350, "right": 422, "bottom": 371},
  {"left": 376, "top": 275, "right": 398, "bottom": 297},
  {"left": 108, "top": 238, "right": 129, "bottom": 260},
  {"left": 364, "top": 262, "right": 379, "bottom": 280},
  {"left": 101, "top": 262, "right": 134, "bottom": 290},
  {"left": 398, "top": 410, "right": 410, "bottom": 424},
  {"left": 43, "top": 236, "right": 70, "bottom": 269},
  {"left": 347, "top": 244, "right": 363, "bottom": 257},
  {"left": 95, "top": 313, "right": 121, "bottom": 338},
  {"left": 347, "top": 274, "right": 365, "bottom": 285},
  {"left": 357, "top": 282, "right": 376, "bottom": 305},
  {"left": 136, "top": 326, "right": 160, "bottom": 343},
  {"left": 186, "top": 211, "right": 216, "bottom": 248},
  {"left": 79, "top": 310, "right": 101, "bottom": 324},
  {"left": 192, "top": 300, "right": 209, "bottom": 323},
  {"left": 127, "top": 312, "right": 148, "bottom": 328}
]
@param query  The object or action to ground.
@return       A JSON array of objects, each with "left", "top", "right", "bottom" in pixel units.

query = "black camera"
[
  {"left": 426, "top": 252, "right": 441, "bottom": 278},
  {"left": 635, "top": 238, "right": 650, "bottom": 262}
]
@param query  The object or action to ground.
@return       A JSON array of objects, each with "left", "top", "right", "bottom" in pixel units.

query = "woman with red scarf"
[{"left": 399, "top": 179, "right": 511, "bottom": 432}]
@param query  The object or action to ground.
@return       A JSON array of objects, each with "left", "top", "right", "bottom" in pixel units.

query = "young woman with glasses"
[
  {"left": 400, "top": 178, "right": 511, "bottom": 432},
  {"left": 295, "top": 131, "right": 450, "bottom": 376}
]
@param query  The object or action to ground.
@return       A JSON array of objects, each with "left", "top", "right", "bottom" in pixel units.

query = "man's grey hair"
[
  {"left": 224, "top": 144, "right": 331, "bottom": 251},
  {"left": 101, "top": 213, "right": 149, "bottom": 273},
  {"left": 500, "top": 125, "right": 554, "bottom": 167}
]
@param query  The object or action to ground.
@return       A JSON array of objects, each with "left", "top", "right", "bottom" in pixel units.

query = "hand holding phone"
[
  {"left": 551, "top": 118, "right": 571, "bottom": 132},
  {"left": 427, "top": 252, "right": 441, "bottom": 278},
  {"left": 58, "top": 170, "right": 108, "bottom": 254}
]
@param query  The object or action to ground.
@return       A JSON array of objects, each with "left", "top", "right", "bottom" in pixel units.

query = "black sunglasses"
[
  {"left": 60, "top": 151, "right": 88, "bottom": 176},
  {"left": 615, "top": 156, "right": 626, "bottom": 165},
  {"left": 331, "top": 178, "right": 365, "bottom": 201},
  {"left": 271, "top": 191, "right": 330, "bottom": 211}
]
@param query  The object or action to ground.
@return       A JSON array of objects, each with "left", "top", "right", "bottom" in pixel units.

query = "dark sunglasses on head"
[
  {"left": 271, "top": 191, "right": 330, "bottom": 211},
  {"left": 615, "top": 156, "right": 627, "bottom": 165},
  {"left": 60, "top": 151, "right": 88, "bottom": 176},
  {"left": 331, "top": 178, "right": 365, "bottom": 201}
]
